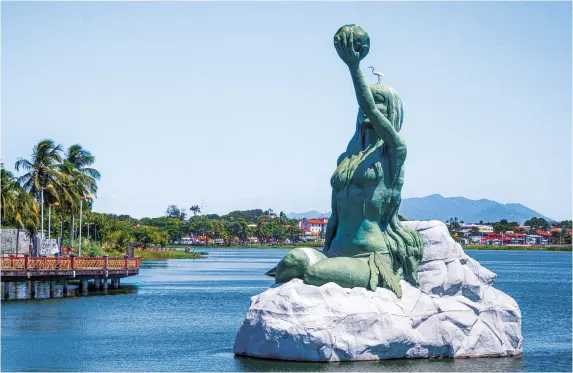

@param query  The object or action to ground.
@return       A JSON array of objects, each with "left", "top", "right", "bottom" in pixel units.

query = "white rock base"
[{"left": 234, "top": 220, "right": 523, "bottom": 362}]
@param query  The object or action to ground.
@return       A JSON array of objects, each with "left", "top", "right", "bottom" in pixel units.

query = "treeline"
[{"left": 91, "top": 206, "right": 306, "bottom": 247}]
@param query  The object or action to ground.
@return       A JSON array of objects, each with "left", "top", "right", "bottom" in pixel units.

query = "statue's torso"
[{"left": 328, "top": 147, "right": 404, "bottom": 258}]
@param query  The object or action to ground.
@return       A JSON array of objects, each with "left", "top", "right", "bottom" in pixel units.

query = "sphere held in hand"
[{"left": 334, "top": 24, "right": 370, "bottom": 60}]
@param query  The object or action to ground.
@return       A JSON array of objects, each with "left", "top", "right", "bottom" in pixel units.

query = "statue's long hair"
[
  {"left": 331, "top": 84, "right": 404, "bottom": 188},
  {"left": 329, "top": 84, "right": 423, "bottom": 285}
]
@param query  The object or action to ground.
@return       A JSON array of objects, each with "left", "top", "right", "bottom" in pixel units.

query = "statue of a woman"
[{"left": 269, "top": 25, "right": 423, "bottom": 297}]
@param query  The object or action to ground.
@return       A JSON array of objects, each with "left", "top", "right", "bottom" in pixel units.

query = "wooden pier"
[{"left": 1, "top": 254, "right": 139, "bottom": 300}]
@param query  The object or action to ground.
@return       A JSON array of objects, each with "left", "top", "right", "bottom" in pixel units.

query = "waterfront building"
[{"left": 298, "top": 218, "right": 329, "bottom": 234}]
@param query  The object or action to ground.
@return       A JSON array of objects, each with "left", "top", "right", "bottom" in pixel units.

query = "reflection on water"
[
  {"left": 1, "top": 248, "right": 571, "bottom": 372},
  {"left": 2, "top": 281, "right": 137, "bottom": 300},
  {"left": 236, "top": 355, "right": 526, "bottom": 372}
]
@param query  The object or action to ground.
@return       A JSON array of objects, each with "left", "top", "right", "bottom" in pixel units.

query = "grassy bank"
[
  {"left": 463, "top": 245, "right": 571, "bottom": 251},
  {"left": 103, "top": 248, "right": 208, "bottom": 260}
]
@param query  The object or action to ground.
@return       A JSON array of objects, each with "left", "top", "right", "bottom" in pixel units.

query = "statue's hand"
[{"left": 334, "top": 29, "right": 368, "bottom": 69}]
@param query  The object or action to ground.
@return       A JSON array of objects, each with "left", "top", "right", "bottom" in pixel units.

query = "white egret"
[{"left": 368, "top": 66, "right": 384, "bottom": 84}]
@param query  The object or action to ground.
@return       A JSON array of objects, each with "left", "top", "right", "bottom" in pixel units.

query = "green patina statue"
[{"left": 267, "top": 25, "right": 423, "bottom": 297}]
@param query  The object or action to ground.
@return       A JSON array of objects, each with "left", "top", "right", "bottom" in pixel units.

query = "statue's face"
[{"left": 358, "top": 91, "right": 390, "bottom": 129}]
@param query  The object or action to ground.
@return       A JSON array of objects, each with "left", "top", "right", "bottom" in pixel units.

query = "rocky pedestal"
[{"left": 233, "top": 220, "right": 523, "bottom": 362}]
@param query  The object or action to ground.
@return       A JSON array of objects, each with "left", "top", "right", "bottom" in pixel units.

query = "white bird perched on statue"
[{"left": 369, "top": 66, "right": 384, "bottom": 84}]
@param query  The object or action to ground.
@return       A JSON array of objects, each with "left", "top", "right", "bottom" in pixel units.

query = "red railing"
[{"left": 0, "top": 255, "right": 140, "bottom": 270}]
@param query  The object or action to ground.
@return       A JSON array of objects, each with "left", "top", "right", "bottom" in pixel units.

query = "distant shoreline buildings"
[{"left": 454, "top": 224, "right": 572, "bottom": 246}]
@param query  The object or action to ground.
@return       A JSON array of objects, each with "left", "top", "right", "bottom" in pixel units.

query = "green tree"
[
  {"left": 256, "top": 222, "right": 272, "bottom": 244},
  {"left": 166, "top": 205, "right": 186, "bottom": 220},
  {"left": 287, "top": 225, "right": 304, "bottom": 243},
  {"left": 191, "top": 218, "right": 214, "bottom": 243},
  {"left": 212, "top": 220, "right": 229, "bottom": 243},
  {"left": 493, "top": 219, "right": 519, "bottom": 233},
  {"left": 228, "top": 218, "right": 249, "bottom": 243},
  {"left": 133, "top": 225, "right": 168, "bottom": 249},
  {"left": 524, "top": 217, "right": 549, "bottom": 230},
  {"left": 269, "top": 220, "right": 287, "bottom": 242},
  {"left": 106, "top": 220, "right": 135, "bottom": 250},
  {"left": 223, "top": 209, "right": 264, "bottom": 223},
  {"left": 190, "top": 205, "right": 201, "bottom": 217}
]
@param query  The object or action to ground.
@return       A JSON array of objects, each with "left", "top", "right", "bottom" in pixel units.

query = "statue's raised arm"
[{"left": 334, "top": 26, "right": 406, "bottom": 167}]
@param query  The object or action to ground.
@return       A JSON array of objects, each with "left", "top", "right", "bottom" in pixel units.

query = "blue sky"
[{"left": 2, "top": 1, "right": 571, "bottom": 221}]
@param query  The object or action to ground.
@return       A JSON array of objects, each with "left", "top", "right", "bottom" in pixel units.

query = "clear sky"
[{"left": 2, "top": 1, "right": 571, "bottom": 221}]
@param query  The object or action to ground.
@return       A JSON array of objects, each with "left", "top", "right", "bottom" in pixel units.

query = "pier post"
[
  {"left": 81, "top": 280, "right": 88, "bottom": 296},
  {"left": 15, "top": 281, "right": 21, "bottom": 298},
  {"left": 63, "top": 280, "right": 68, "bottom": 297},
  {"left": 3, "top": 282, "right": 9, "bottom": 300},
  {"left": 27, "top": 281, "right": 32, "bottom": 299},
  {"left": 117, "top": 278, "right": 121, "bottom": 288},
  {"left": 94, "top": 278, "right": 101, "bottom": 290},
  {"left": 102, "top": 278, "right": 108, "bottom": 294},
  {"left": 49, "top": 281, "right": 56, "bottom": 298},
  {"left": 31, "top": 281, "right": 37, "bottom": 298}
]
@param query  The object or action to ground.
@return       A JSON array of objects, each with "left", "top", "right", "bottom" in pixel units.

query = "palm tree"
[
  {"left": 15, "top": 139, "right": 65, "bottom": 201},
  {"left": 1, "top": 166, "right": 18, "bottom": 222},
  {"left": 64, "top": 144, "right": 101, "bottom": 190},
  {"left": 190, "top": 205, "right": 201, "bottom": 216},
  {"left": 12, "top": 188, "right": 40, "bottom": 254},
  {"left": 15, "top": 140, "right": 67, "bottom": 240},
  {"left": 58, "top": 145, "right": 100, "bottom": 247}
]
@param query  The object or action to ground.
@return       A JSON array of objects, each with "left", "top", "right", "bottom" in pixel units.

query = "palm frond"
[{"left": 14, "top": 158, "right": 33, "bottom": 172}]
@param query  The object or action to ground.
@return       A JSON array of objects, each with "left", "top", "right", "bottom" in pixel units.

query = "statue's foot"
[{"left": 270, "top": 248, "right": 327, "bottom": 284}]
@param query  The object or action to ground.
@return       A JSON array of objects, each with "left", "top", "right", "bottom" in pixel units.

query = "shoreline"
[{"left": 164, "top": 244, "right": 571, "bottom": 252}]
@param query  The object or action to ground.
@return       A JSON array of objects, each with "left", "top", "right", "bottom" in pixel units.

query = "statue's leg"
[{"left": 304, "top": 257, "right": 370, "bottom": 289}]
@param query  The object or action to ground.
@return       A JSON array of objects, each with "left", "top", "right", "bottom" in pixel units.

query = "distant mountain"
[
  {"left": 288, "top": 195, "right": 553, "bottom": 224},
  {"left": 286, "top": 210, "right": 330, "bottom": 220},
  {"left": 399, "top": 194, "right": 553, "bottom": 224}
]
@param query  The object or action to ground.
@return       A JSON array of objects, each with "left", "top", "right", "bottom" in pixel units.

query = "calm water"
[{"left": 2, "top": 249, "right": 571, "bottom": 372}]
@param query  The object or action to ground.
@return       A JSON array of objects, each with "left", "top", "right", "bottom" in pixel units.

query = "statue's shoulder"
[{"left": 336, "top": 152, "right": 347, "bottom": 166}]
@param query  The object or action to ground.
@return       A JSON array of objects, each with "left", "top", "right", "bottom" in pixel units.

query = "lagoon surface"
[{"left": 2, "top": 249, "right": 571, "bottom": 372}]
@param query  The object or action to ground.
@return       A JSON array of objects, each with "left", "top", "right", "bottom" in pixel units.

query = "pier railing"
[{"left": 1, "top": 255, "right": 140, "bottom": 271}]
